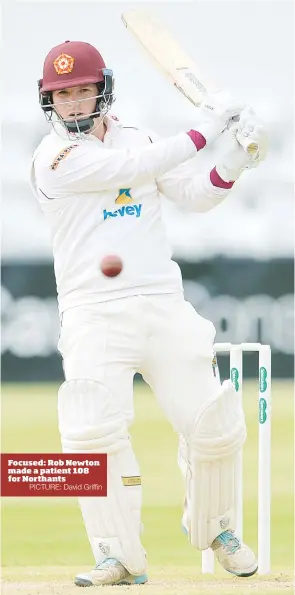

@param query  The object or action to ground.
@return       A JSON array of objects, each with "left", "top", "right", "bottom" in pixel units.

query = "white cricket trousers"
[
  {"left": 58, "top": 292, "right": 220, "bottom": 438},
  {"left": 57, "top": 292, "right": 221, "bottom": 567}
]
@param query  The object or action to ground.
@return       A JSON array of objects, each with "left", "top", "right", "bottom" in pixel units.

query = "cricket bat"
[{"left": 121, "top": 10, "right": 258, "bottom": 156}]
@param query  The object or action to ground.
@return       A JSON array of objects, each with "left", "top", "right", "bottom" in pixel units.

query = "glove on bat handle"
[
  {"left": 228, "top": 115, "right": 259, "bottom": 157},
  {"left": 236, "top": 131, "right": 259, "bottom": 156}
]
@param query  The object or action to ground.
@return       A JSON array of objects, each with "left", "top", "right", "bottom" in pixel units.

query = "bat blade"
[
  {"left": 122, "top": 10, "right": 259, "bottom": 157},
  {"left": 121, "top": 10, "right": 217, "bottom": 106}
]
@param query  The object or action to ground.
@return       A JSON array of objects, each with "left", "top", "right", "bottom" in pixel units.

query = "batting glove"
[
  {"left": 216, "top": 110, "right": 269, "bottom": 182},
  {"left": 196, "top": 90, "right": 246, "bottom": 144}
]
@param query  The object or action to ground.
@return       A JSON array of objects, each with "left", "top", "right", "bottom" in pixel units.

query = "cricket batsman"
[{"left": 31, "top": 40, "right": 269, "bottom": 586}]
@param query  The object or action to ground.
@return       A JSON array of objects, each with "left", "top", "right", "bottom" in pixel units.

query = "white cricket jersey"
[{"left": 30, "top": 116, "right": 231, "bottom": 314}]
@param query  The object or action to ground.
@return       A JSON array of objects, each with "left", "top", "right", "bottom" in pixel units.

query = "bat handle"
[
  {"left": 229, "top": 116, "right": 259, "bottom": 157},
  {"left": 236, "top": 131, "right": 259, "bottom": 157},
  {"left": 228, "top": 115, "right": 259, "bottom": 157}
]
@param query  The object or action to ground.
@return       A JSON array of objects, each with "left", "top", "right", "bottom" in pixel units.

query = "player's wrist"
[
  {"left": 187, "top": 130, "right": 206, "bottom": 151},
  {"left": 193, "top": 113, "right": 226, "bottom": 145},
  {"left": 216, "top": 139, "right": 255, "bottom": 183},
  {"left": 210, "top": 167, "right": 235, "bottom": 188},
  {"left": 187, "top": 120, "right": 221, "bottom": 147}
]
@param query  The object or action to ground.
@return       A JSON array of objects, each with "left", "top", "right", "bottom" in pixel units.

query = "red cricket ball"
[{"left": 100, "top": 254, "right": 123, "bottom": 277}]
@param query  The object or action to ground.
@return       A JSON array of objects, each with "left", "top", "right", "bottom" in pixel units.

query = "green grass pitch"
[{"left": 1, "top": 380, "right": 293, "bottom": 594}]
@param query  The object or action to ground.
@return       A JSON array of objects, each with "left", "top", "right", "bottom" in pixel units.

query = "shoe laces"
[{"left": 213, "top": 530, "right": 241, "bottom": 554}]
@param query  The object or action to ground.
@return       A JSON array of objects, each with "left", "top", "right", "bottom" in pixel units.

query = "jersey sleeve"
[
  {"left": 33, "top": 133, "right": 198, "bottom": 198},
  {"left": 148, "top": 131, "right": 233, "bottom": 213}
]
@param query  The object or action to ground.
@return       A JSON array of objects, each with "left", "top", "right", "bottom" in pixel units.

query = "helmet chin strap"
[{"left": 64, "top": 116, "right": 95, "bottom": 134}]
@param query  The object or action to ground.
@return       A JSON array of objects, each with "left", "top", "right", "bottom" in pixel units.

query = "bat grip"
[
  {"left": 236, "top": 131, "right": 259, "bottom": 157},
  {"left": 228, "top": 115, "right": 259, "bottom": 157}
]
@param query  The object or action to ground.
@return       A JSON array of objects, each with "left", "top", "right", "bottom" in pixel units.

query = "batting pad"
[
  {"left": 188, "top": 380, "right": 246, "bottom": 550},
  {"left": 58, "top": 379, "right": 146, "bottom": 575}
]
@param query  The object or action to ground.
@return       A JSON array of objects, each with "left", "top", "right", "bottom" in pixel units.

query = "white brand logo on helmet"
[{"left": 53, "top": 53, "right": 75, "bottom": 75}]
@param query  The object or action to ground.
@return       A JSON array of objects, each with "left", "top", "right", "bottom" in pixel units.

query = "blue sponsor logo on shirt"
[{"left": 103, "top": 204, "right": 142, "bottom": 221}]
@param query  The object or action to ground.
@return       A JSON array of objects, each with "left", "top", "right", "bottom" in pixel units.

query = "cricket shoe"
[
  {"left": 211, "top": 529, "right": 258, "bottom": 577},
  {"left": 75, "top": 557, "right": 148, "bottom": 587}
]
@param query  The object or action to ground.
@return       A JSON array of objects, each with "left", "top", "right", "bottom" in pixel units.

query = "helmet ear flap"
[
  {"left": 96, "top": 68, "right": 115, "bottom": 112},
  {"left": 38, "top": 79, "right": 53, "bottom": 112}
]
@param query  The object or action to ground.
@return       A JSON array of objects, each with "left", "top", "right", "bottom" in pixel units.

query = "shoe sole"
[
  {"left": 118, "top": 575, "right": 148, "bottom": 585},
  {"left": 225, "top": 565, "right": 258, "bottom": 577},
  {"left": 75, "top": 578, "right": 92, "bottom": 587},
  {"left": 75, "top": 573, "right": 148, "bottom": 587}
]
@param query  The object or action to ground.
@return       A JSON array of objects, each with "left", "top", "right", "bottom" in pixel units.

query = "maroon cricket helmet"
[{"left": 39, "top": 40, "right": 106, "bottom": 92}]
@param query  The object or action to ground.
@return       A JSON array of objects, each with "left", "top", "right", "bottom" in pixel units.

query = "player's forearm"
[
  {"left": 46, "top": 133, "right": 204, "bottom": 195},
  {"left": 104, "top": 132, "right": 202, "bottom": 188},
  {"left": 158, "top": 168, "right": 233, "bottom": 213},
  {"left": 113, "top": 131, "right": 203, "bottom": 186}
]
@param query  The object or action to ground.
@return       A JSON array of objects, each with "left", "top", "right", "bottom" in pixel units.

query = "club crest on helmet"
[{"left": 54, "top": 53, "right": 75, "bottom": 75}]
